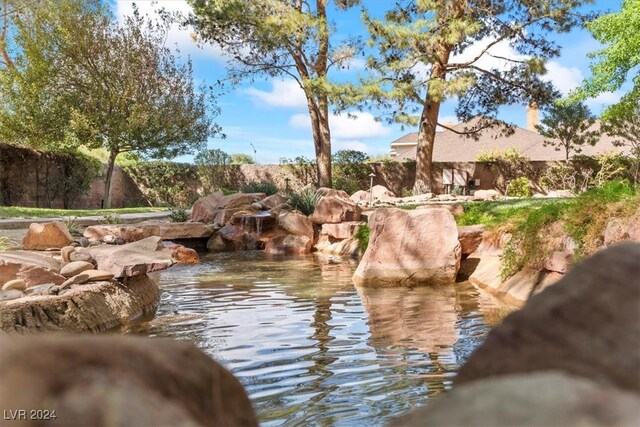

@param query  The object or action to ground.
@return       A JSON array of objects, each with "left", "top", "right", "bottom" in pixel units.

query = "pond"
[{"left": 131, "top": 251, "right": 506, "bottom": 426}]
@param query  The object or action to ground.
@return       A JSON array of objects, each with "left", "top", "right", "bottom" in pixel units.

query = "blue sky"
[{"left": 113, "top": 0, "right": 624, "bottom": 164}]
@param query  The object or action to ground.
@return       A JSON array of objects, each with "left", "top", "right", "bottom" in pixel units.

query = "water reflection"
[{"left": 130, "top": 252, "right": 506, "bottom": 426}]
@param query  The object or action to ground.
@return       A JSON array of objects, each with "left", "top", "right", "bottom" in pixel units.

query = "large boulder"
[
  {"left": 0, "top": 251, "right": 65, "bottom": 288},
  {"left": 261, "top": 193, "right": 288, "bottom": 209},
  {"left": 264, "top": 234, "right": 312, "bottom": 255},
  {"left": 352, "top": 208, "right": 461, "bottom": 287},
  {"left": 457, "top": 243, "right": 640, "bottom": 393},
  {"left": 0, "top": 274, "right": 160, "bottom": 333},
  {"left": 321, "top": 221, "right": 364, "bottom": 240},
  {"left": 207, "top": 224, "right": 258, "bottom": 252},
  {"left": 393, "top": 372, "right": 640, "bottom": 427},
  {"left": 277, "top": 211, "right": 314, "bottom": 240},
  {"left": 0, "top": 335, "right": 258, "bottom": 426},
  {"left": 191, "top": 191, "right": 261, "bottom": 224},
  {"left": 310, "top": 197, "right": 362, "bottom": 224},
  {"left": 316, "top": 187, "right": 349, "bottom": 200},
  {"left": 22, "top": 222, "right": 73, "bottom": 250},
  {"left": 84, "top": 222, "right": 214, "bottom": 243},
  {"left": 76, "top": 237, "right": 174, "bottom": 279}
]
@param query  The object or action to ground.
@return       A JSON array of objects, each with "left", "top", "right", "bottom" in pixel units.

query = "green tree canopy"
[
  {"left": 230, "top": 153, "right": 255, "bottom": 165},
  {"left": 0, "top": 1, "right": 221, "bottom": 208},
  {"left": 572, "top": 0, "right": 640, "bottom": 119},
  {"left": 347, "top": 0, "right": 591, "bottom": 194},
  {"left": 187, "top": 0, "right": 362, "bottom": 189},
  {"left": 537, "top": 101, "right": 600, "bottom": 160}
]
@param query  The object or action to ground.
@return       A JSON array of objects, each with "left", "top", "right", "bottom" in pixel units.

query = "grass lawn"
[
  {"left": 0, "top": 206, "right": 170, "bottom": 219},
  {"left": 456, "top": 198, "right": 572, "bottom": 227}
]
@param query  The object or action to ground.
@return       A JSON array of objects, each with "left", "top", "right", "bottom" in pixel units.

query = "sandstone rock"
[
  {"left": 457, "top": 243, "right": 640, "bottom": 393},
  {"left": 278, "top": 211, "right": 314, "bottom": 240},
  {"left": 69, "top": 251, "right": 93, "bottom": 263},
  {"left": 0, "top": 251, "right": 65, "bottom": 288},
  {"left": 350, "top": 190, "right": 369, "bottom": 203},
  {"left": 316, "top": 187, "right": 349, "bottom": 200},
  {"left": 394, "top": 372, "right": 640, "bottom": 427},
  {"left": 84, "top": 270, "right": 115, "bottom": 282},
  {"left": 473, "top": 189, "right": 501, "bottom": 201},
  {"left": 352, "top": 208, "right": 461, "bottom": 287},
  {"left": 321, "top": 221, "right": 364, "bottom": 240},
  {"left": 0, "top": 335, "right": 258, "bottom": 426},
  {"left": 60, "top": 261, "right": 95, "bottom": 278},
  {"left": 544, "top": 250, "right": 574, "bottom": 274},
  {"left": 265, "top": 234, "right": 312, "bottom": 255},
  {"left": 207, "top": 225, "right": 258, "bottom": 252},
  {"left": 22, "top": 222, "right": 73, "bottom": 250},
  {"left": 270, "top": 202, "right": 291, "bottom": 217},
  {"left": 191, "top": 191, "right": 259, "bottom": 224},
  {"left": 0, "top": 274, "right": 161, "bottom": 333},
  {"left": 24, "top": 283, "right": 56, "bottom": 296},
  {"left": 2, "top": 279, "right": 27, "bottom": 291},
  {"left": 165, "top": 243, "right": 200, "bottom": 264},
  {"left": 77, "top": 236, "right": 174, "bottom": 279},
  {"left": 61, "top": 246, "right": 75, "bottom": 262},
  {"left": 0, "top": 290, "right": 24, "bottom": 302},
  {"left": 262, "top": 193, "right": 287, "bottom": 209},
  {"left": 59, "top": 273, "right": 90, "bottom": 291},
  {"left": 251, "top": 202, "right": 263, "bottom": 210},
  {"left": 371, "top": 185, "right": 396, "bottom": 201},
  {"left": 84, "top": 222, "right": 214, "bottom": 243},
  {"left": 458, "top": 225, "right": 484, "bottom": 256},
  {"left": 310, "top": 197, "right": 362, "bottom": 224},
  {"left": 604, "top": 214, "right": 640, "bottom": 246},
  {"left": 314, "top": 235, "right": 361, "bottom": 257}
]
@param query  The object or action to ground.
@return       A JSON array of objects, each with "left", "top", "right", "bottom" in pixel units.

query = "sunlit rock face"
[
  {"left": 352, "top": 208, "right": 461, "bottom": 287},
  {"left": 457, "top": 242, "right": 640, "bottom": 393},
  {"left": 0, "top": 335, "right": 258, "bottom": 427}
]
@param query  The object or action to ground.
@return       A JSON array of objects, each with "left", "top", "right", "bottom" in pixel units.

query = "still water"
[{"left": 134, "top": 252, "right": 505, "bottom": 426}]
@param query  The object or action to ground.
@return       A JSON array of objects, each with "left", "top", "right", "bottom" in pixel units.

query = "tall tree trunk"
[
  {"left": 103, "top": 149, "right": 118, "bottom": 209},
  {"left": 306, "top": 96, "right": 332, "bottom": 188},
  {"left": 413, "top": 100, "right": 441, "bottom": 194}
]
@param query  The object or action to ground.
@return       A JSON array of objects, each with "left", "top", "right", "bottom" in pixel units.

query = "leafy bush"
[
  {"left": 541, "top": 154, "right": 634, "bottom": 194},
  {"left": 242, "top": 180, "right": 279, "bottom": 196},
  {"left": 0, "top": 236, "right": 15, "bottom": 252},
  {"left": 355, "top": 224, "right": 370, "bottom": 254},
  {"left": 476, "top": 148, "right": 533, "bottom": 193},
  {"left": 125, "top": 161, "right": 199, "bottom": 207},
  {"left": 564, "top": 180, "right": 637, "bottom": 257},
  {"left": 332, "top": 149, "right": 371, "bottom": 194},
  {"left": 62, "top": 216, "right": 82, "bottom": 237},
  {"left": 101, "top": 213, "right": 122, "bottom": 224},
  {"left": 169, "top": 208, "right": 189, "bottom": 223},
  {"left": 280, "top": 155, "right": 315, "bottom": 187},
  {"left": 288, "top": 188, "right": 319, "bottom": 216},
  {"left": 506, "top": 177, "right": 531, "bottom": 197}
]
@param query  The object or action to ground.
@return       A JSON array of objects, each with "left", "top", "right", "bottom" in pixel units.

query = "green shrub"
[
  {"left": 288, "top": 188, "right": 319, "bottom": 216},
  {"left": 101, "top": 213, "right": 122, "bottom": 224},
  {"left": 506, "top": 177, "right": 531, "bottom": 197},
  {"left": 564, "top": 180, "right": 637, "bottom": 257},
  {"left": 332, "top": 150, "right": 371, "bottom": 195},
  {"left": 125, "top": 161, "right": 199, "bottom": 207},
  {"left": 242, "top": 180, "right": 279, "bottom": 196},
  {"left": 0, "top": 236, "right": 15, "bottom": 252},
  {"left": 476, "top": 147, "right": 534, "bottom": 193},
  {"left": 169, "top": 208, "right": 189, "bottom": 223},
  {"left": 355, "top": 224, "right": 370, "bottom": 254}
]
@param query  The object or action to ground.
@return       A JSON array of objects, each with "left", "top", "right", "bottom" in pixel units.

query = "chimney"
[{"left": 527, "top": 102, "right": 539, "bottom": 132}]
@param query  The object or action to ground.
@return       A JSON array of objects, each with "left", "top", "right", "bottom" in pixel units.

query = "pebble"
[
  {"left": 24, "top": 283, "right": 56, "bottom": 296},
  {"left": 89, "top": 240, "right": 102, "bottom": 247},
  {"left": 69, "top": 252, "right": 93, "bottom": 263},
  {"left": 79, "top": 237, "right": 90, "bottom": 248},
  {"left": 103, "top": 235, "right": 116, "bottom": 244},
  {"left": 58, "top": 273, "right": 90, "bottom": 291},
  {"left": 114, "top": 237, "right": 126, "bottom": 245},
  {"left": 0, "top": 289, "right": 25, "bottom": 302},
  {"left": 60, "top": 261, "right": 95, "bottom": 278},
  {"left": 61, "top": 246, "right": 76, "bottom": 263},
  {"left": 2, "top": 279, "right": 27, "bottom": 291}
]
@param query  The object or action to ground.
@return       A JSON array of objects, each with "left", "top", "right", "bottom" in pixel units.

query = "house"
[{"left": 388, "top": 106, "right": 631, "bottom": 193}]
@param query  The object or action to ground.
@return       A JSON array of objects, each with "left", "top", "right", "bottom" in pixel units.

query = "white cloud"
[
  {"left": 585, "top": 91, "right": 623, "bottom": 111},
  {"left": 542, "top": 61, "right": 583, "bottom": 95},
  {"left": 290, "top": 111, "right": 392, "bottom": 140},
  {"left": 333, "top": 140, "right": 370, "bottom": 152},
  {"left": 244, "top": 80, "right": 308, "bottom": 109},
  {"left": 115, "top": 0, "right": 225, "bottom": 61}
]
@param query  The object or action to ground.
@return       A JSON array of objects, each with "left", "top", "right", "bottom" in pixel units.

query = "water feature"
[{"left": 131, "top": 251, "right": 506, "bottom": 426}]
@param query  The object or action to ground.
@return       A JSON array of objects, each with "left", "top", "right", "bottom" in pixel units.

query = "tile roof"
[{"left": 392, "top": 119, "right": 630, "bottom": 162}]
